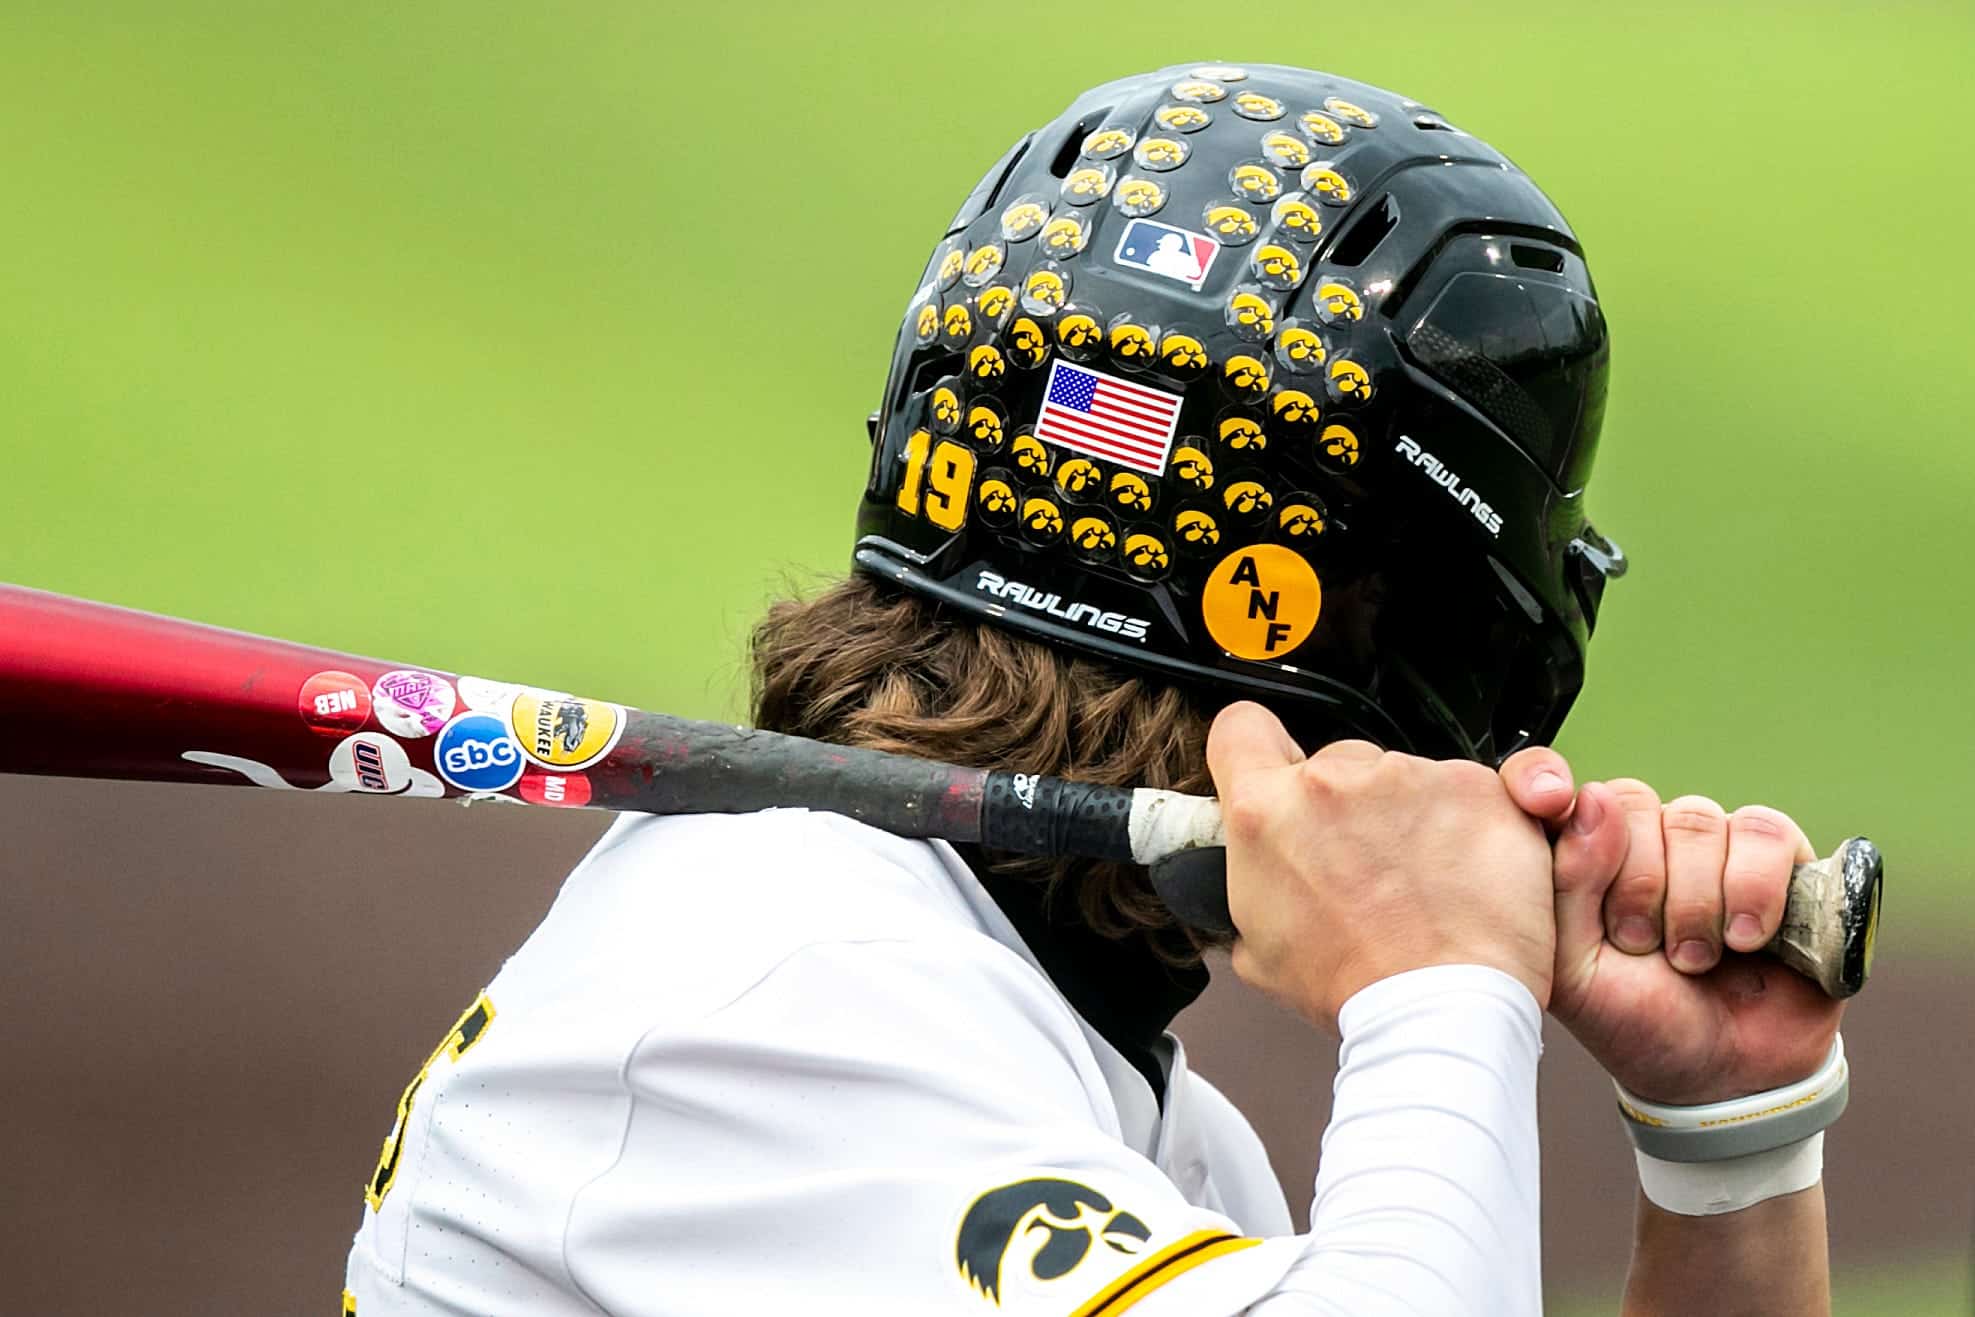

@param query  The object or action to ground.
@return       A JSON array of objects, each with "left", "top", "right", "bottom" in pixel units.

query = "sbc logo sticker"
[
  {"left": 434, "top": 712, "right": 525, "bottom": 793},
  {"left": 509, "top": 692, "right": 624, "bottom": 771}
]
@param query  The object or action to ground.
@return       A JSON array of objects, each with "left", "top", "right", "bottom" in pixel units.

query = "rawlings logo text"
[
  {"left": 973, "top": 571, "right": 1151, "bottom": 642},
  {"left": 1394, "top": 436, "right": 1503, "bottom": 536}
]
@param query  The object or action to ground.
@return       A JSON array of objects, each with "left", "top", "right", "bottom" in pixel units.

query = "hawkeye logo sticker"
[
  {"left": 956, "top": 1178, "right": 1150, "bottom": 1304},
  {"left": 1112, "top": 218, "right": 1221, "bottom": 291},
  {"left": 508, "top": 692, "right": 624, "bottom": 771}
]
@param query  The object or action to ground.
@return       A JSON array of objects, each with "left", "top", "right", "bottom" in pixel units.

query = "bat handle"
[{"left": 1147, "top": 835, "right": 1883, "bottom": 1001}]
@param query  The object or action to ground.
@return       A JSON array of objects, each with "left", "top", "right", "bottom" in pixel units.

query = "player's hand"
[
  {"left": 1206, "top": 702, "right": 1555, "bottom": 1034},
  {"left": 1499, "top": 758, "right": 1844, "bottom": 1104}
]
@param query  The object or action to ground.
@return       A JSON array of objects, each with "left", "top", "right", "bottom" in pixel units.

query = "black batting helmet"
[{"left": 854, "top": 62, "right": 1624, "bottom": 761}]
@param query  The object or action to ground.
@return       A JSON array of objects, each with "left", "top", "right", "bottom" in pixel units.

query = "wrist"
[
  {"left": 1616, "top": 1036, "right": 1846, "bottom": 1216},
  {"left": 1616, "top": 1036, "right": 1847, "bottom": 1163},
  {"left": 1332, "top": 952, "right": 1549, "bottom": 1029},
  {"left": 1634, "top": 1133, "right": 1824, "bottom": 1216},
  {"left": 1337, "top": 963, "right": 1543, "bottom": 1039}
]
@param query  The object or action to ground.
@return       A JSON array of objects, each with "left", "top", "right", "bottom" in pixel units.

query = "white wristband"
[
  {"left": 1635, "top": 1132, "right": 1824, "bottom": 1216},
  {"left": 1616, "top": 1036, "right": 1847, "bottom": 1162}
]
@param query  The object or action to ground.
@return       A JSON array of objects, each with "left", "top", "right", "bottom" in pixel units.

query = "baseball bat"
[{"left": 0, "top": 583, "right": 1880, "bottom": 998}]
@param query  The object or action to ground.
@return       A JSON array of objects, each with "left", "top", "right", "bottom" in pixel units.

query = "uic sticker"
[{"left": 328, "top": 732, "right": 421, "bottom": 794}]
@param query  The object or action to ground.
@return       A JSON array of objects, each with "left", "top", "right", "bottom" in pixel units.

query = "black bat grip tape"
[{"left": 978, "top": 772, "right": 1138, "bottom": 863}]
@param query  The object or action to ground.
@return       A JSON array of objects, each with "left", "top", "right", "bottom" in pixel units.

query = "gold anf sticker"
[{"left": 1200, "top": 545, "right": 1321, "bottom": 659}]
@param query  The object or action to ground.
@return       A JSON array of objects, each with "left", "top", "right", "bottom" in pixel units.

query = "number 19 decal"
[
  {"left": 365, "top": 993, "right": 495, "bottom": 1210},
  {"left": 896, "top": 429, "right": 978, "bottom": 532}
]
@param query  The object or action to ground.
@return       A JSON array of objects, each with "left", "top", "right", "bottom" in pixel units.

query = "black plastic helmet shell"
[{"left": 855, "top": 63, "right": 1624, "bottom": 762}]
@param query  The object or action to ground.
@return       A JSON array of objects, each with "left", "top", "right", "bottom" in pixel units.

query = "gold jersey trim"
[{"left": 1069, "top": 1228, "right": 1262, "bottom": 1317}]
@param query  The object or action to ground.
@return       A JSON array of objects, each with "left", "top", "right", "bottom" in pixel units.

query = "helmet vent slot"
[
  {"left": 946, "top": 133, "right": 1036, "bottom": 234},
  {"left": 1326, "top": 195, "right": 1398, "bottom": 268},
  {"left": 1048, "top": 112, "right": 1110, "bottom": 178},
  {"left": 1510, "top": 243, "right": 1566, "bottom": 274}
]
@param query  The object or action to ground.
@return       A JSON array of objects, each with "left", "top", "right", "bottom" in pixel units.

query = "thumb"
[
  {"left": 1206, "top": 701, "right": 1305, "bottom": 796},
  {"left": 1500, "top": 746, "right": 1576, "bottom": 826},
  {"left": 1554, "top": 781, "right": 1631, "bottom": 976}
]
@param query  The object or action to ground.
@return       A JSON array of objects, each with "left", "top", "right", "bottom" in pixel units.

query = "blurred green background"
[
  {"left": 2, "top": 2, "right": 1969, "bottom": 1310},
  {"left": 4, "top": 3, "right": 1970, "bottom": 890}
]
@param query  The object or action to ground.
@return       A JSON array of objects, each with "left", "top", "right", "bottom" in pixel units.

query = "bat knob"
[
  {"left": 1832, "top": 836, "right": 1883, "bottom": 998},
  {"left": 1148, "top": 846, "right": 1236, "bottom": 935},
  {"left": 1771, "top": 836, "right": 1884, "bottom": 999}
]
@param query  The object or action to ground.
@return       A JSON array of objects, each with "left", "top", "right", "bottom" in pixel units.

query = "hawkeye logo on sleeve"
[
  {"left": 953, "top": 1175, "right": 1263, "bottom": 1313},
  {"left": 956, "top": 1178, "right": 1150, "bottom": 1304}
]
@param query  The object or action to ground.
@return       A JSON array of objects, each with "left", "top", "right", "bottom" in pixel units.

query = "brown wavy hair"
[{"left": 749, "top": 574, "right": 1217, "bottom": 960}]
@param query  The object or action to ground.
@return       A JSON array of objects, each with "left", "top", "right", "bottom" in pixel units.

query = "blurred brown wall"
[{"left": 0, "top": 777, "right": 1965, "bottom": 1313}]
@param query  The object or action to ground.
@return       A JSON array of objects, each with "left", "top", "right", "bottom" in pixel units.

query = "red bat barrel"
[
  {"left": 0, "top": 585, "right": 486, "bottom": 796},
  {"left": 0, "top": 584, "right": 992, "bottom": 833}
]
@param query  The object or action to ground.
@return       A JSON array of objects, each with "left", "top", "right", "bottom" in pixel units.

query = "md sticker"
[
  {"left": 298, "top": 670, "right": 371, "bottom": 736},
  {"left": 434, "top": 712, "right": 526, "bottom": 793},
  {"left": 371, "top": 669, "right": 457, "bottom": 738},
  {"left": 509, "top": 692, "right": 624, "bottom": 771},
  {"left": 1200, "top": 543, "right": 1322, "bottom": 660},
  {"left": 1111, "top": 218, "right": 1221, "bottom": 291},
  {"left": 518, "top": 769, "right": 593, "bottom": 808}
]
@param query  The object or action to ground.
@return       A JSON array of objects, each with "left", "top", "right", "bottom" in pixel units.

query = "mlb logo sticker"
[{"left": 1112, "top": 219, "right": 1221, "bottom": 291}]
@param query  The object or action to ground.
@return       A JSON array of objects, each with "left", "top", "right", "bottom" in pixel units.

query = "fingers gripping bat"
[{"left": 0, "top": 584, "right": 1880, "bottom": 998}]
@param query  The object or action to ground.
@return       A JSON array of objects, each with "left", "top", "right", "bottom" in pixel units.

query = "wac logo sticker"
[
  {"left": 371, "top": 669, "right": 456, "bottom": 739},
  {"left": 1200, "top": 544, "right": 1322, "bottom": 660},
  {"left": 955, "top": 1178, "right": 1150, "bottom": 1305},
  {"left": 509, "top": 692, "right": 624, "bottom": 771}
]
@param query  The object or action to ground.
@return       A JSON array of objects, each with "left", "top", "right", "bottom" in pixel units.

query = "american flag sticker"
[{"left": 1032, "top": 360, "right": 1184, "bottom": 476}]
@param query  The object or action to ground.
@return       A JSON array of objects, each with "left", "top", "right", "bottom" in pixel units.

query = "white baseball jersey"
[{"left": 343, "top": 808, "right": 1543, "bottom": 1316}]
